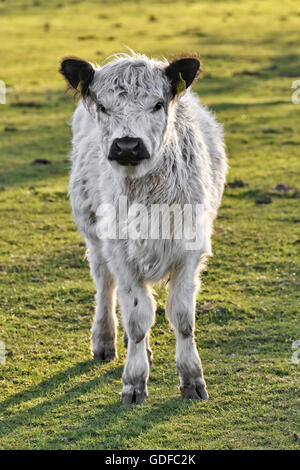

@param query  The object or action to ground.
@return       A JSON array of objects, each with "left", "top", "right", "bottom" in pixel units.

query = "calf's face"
[{"left": 60, "top": 55, "right": 200, "bottom": 177}]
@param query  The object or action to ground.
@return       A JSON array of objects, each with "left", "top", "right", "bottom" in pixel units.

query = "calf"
[{"left": 60, "top": 52, "right": 227, "bottom": 404}]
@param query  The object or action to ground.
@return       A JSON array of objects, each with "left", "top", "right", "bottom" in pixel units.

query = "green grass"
[{"left": 0, "top": 0, "right": 300, "bottom": 450}]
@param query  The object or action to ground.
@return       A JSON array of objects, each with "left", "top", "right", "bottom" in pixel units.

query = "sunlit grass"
[{"left": 0, "top": 0, "right": 299, "bottom": 450}]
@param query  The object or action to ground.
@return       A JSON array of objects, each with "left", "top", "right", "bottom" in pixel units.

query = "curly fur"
[{"left": 63, "top": 51, "right": 227, "bottom": 403}]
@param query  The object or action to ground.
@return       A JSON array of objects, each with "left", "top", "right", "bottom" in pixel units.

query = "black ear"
[
  {"left": 165, "top": 57, "right": 200, "bottom": 97},
  {"left": 59, "top": 57, "right": 95, "bottom": 96}
]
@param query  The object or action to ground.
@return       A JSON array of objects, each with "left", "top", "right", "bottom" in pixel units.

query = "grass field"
[{"left": 0, "top": 0, "right": 299, "bottom": 450}]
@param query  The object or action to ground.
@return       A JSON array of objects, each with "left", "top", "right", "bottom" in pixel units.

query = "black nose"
[{"left": 108, "top": 137, "right": 150, "bottom": 166}]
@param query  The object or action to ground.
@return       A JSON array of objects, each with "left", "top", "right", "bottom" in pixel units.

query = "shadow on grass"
[
  {"left": 43, "top": 395, "right": 189, "bottom": 449},
  {"left": 210, "top": 100, "right": 290, "bottom": 112},
  {"left": 0, "top": 361, "right": 123, "bottom": 437},
  {"left": 0, "top": 358, "right": 190, "bottom": 449},
  {"left": 0, "top": 360, "right": 99, "bottom": 413}
]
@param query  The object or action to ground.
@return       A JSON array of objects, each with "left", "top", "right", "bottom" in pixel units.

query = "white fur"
[{"left": 67, "top": 52, "right": 227, "bottom": 402}]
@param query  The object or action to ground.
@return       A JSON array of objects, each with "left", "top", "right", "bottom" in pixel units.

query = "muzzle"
[{"left": 108, "top": 137, "right": 150, "bottom": 166}]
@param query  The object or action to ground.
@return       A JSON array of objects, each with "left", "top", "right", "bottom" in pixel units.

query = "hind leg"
[{"left": 87, "top": 241, "right": 117, "bottom": 361}]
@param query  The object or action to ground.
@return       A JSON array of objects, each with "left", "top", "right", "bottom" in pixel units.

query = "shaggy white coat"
[{"left": 67, "top": 53, "right": 227, "bottom": 403}]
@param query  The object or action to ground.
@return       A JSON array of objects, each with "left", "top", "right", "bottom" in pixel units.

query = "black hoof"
[
  {"left": 93, "top": 342, "right": 117, "bottom": 362},
  {"left": 122, "top": 389, "right": 147, "bottom": 405},
  {"left": 180, "top": 378, "right": 209, "bottom": 400}
]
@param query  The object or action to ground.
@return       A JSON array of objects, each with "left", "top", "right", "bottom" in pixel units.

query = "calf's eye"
[
  {"left": 152, "top": 102, "right": 164, "bottom": 112},
  {"left": 97, "top": 103, "right": 106, "bottom": 113}
]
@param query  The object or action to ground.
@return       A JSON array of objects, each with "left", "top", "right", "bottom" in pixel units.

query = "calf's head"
[{"left": 60, "top": 53, "right": 200, "bottom": 177}]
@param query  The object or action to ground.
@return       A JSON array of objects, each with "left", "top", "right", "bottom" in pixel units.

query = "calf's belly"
[{"left": 103, "top": 238, "right": 186, "bottom": 282}]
